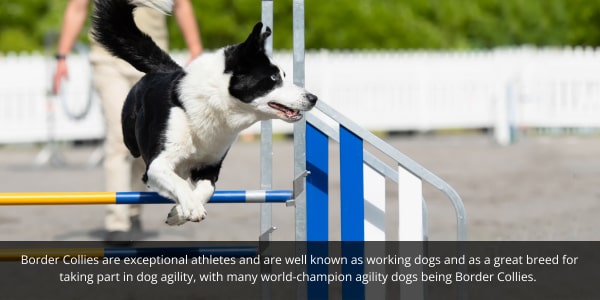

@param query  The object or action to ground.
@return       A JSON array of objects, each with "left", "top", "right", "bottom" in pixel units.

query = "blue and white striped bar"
[
  {"left": 0, "top": 190, "right": 293, "bottom": 206},
  {"left": 116, "top": 190, "right": 293, "bottom": 204}
]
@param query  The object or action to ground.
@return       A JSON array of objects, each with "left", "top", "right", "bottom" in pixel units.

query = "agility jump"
[
  {"left": 0, "top": 190, "right": 293, "bottom": 205},
  {"left": 0, "top": 0, "right": 466, "bottom": 299}
]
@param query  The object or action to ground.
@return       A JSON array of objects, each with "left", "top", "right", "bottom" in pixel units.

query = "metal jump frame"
[{"left": 259, "top": 0, "right": 467, "bottom": 242}]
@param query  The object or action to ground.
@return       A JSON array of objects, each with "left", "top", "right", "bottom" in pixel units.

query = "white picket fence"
[
  {"left": 0, "top": 53, "right": 104, "bottom": 144},
  {"left": 2, "top": 47, "right": 600, "bottom": 145}
]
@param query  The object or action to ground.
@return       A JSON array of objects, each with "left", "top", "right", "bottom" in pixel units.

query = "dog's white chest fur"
[
  {"left": 162, "top": 50, "right": 260, "bottom": 174},
  {"left": 162, "top": 107, "right": 234, "bottom": 177}
]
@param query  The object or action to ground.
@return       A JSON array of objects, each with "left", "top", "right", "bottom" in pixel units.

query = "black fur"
[
  {"left": 191, "top": 160, "right": 224, "bottom": 185},
  {"left": 91, "top": 0, "right": 180, "bottom": 74},
  {"left": 91, "top": 0, "right": 275, "bottom": 186},
  {"left": 92, "top": 0, "right": 186, "bottom": 180},
  {"left": 122, "top": 71, "right": 186, "bottom": 164},
  {"left": 224, "top": 24, "right": 283, "bottom": 103}
]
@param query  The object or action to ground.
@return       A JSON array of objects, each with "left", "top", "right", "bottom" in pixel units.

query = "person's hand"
[
  {"left": 185, "top": 49, "right": 202, "bottom": 65},
  {"left": 53, "top": 59, "right": 69, "bottom": 95}
]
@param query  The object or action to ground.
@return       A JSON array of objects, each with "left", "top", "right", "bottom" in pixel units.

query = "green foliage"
[
  {"left": 168, "top": 0, "right": 263, "bottom": 49},
  {"left": 566, "top": 0, "right": 600, "bottom": 46},
  {"left": 0, "top": 1, "right": 49, "bottom": 52},
  {"left": 2, "top": 0, "right": 600, "bottom": 52}
]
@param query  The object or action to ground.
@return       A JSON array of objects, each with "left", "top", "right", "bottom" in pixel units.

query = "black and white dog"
[{"left": 92, "top": 0, "right": 317, "bottom": 225}]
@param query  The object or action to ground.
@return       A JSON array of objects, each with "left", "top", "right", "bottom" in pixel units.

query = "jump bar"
[{"left": 0, "top": 190, "right": 293, "bottom": 205}]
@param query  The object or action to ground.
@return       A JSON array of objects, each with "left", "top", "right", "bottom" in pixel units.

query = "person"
[{"left": 52, "top": 0, "right": 203, "bottom": 243}]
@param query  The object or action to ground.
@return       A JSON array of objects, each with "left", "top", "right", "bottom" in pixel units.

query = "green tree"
[{"left": 2, "top": 0, "right": 600, "bottom": 52}]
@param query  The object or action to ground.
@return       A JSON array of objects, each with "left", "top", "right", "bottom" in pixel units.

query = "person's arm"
[
  {"left": 53, "top": 0, "right": 90, "bottom": 95},
  {"left": 173, "top": 0, "right": 203, "bottom": 62}
]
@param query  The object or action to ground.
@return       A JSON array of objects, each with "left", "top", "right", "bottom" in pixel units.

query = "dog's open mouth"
[{"left": 268, "top": 102, "right": 302, "bottom": 121}]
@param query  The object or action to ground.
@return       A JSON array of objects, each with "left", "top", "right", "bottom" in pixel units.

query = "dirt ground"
[
  {"left": 0, "top": 133, "right": 598, "bottom": 241},
  {"left": 395, "top": 133, "right": 600, "bottom": 241}
]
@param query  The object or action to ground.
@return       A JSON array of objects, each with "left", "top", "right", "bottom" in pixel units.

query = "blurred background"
[
  {"left": 0, "top": 0, "right": 599, "bottom": 241},
  {"left": 3, "top": 0, "right": 600, "bottom": 51}
]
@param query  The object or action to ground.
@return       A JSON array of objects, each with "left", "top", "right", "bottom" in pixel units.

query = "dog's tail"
[{"left": 91, "top": 0, "right": 180, "bottom": 74}]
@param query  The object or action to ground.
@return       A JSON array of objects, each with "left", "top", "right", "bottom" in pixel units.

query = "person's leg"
[
  {"left": 92, "top": 62, "right": 139, "bottom": 240},
  {"left": 128, "top": 155, "right": 146, "bottom": 235}
]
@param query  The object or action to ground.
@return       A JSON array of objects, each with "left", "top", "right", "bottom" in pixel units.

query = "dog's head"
[{"left": 224, "top": 22, "right": 317, "bottom": 122}]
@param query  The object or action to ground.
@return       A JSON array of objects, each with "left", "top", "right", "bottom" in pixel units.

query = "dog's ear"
[
  {"left": 242, "top": 22, "right": 271, "bottom": 54},
  {"left": 224, "top": 22, "right": 272, "bottom": 73},
  {"left": 259, "top": 24, "right": 272, "bottom": 49}
]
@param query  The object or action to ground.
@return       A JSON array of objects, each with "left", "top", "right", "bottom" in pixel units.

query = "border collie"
[{"left": 92, "top": 0, "right": 317, "bottom": 225}]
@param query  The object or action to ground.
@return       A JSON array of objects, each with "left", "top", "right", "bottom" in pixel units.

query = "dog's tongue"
[
  {"left": 269, "top": 102, "right": 299, "bottom": 118},
  {"left": 286, "top": 109, "right": 299, "bottom": 117}
]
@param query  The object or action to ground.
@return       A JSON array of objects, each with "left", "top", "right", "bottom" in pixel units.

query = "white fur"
[
  {"left": 145, "top": 50, "right": 312, "bottom": 225},
  {"left": 130, "top": 0, "right": 173, "bottom": 14},
  {"left": 179, "top": 50, "right": 258, "bottom": 135},
  {"left": 250, "top": 79, "right": 314, "bottom": 122}
]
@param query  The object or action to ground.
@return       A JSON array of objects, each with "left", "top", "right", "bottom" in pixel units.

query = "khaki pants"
[
  {"left": 92, "top": 61, "right": 146, "bottom": 232},
  {"left": 89, "top": 6, "right": 168, "bottom": 232}
]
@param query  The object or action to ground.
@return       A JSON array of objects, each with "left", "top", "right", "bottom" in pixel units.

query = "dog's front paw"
[
  {"left": 165, "top": 205, "right": 188, "bottom": 226},
  {"left": 187, "top": 205, "right": 208, "bottom": 223},
  {"left": 165, "top": 204, "right": 208, "bottom": 225}
]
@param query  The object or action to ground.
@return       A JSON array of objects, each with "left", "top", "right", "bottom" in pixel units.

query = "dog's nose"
[{"left": 305, "top": 93, "right": 318, "bottom": 105}]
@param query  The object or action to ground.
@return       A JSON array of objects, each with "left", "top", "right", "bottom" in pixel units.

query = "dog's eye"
[{"left": 270, "top": 74, "right": 279, "bottom": 81}]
